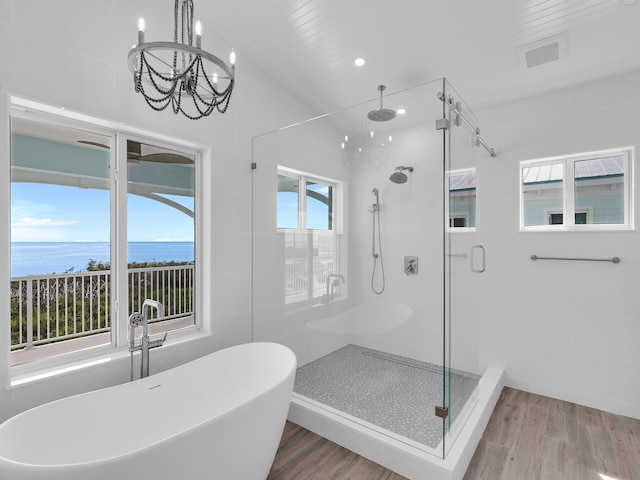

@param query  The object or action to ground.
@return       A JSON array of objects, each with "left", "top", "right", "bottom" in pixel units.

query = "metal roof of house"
[
  {"left": 523, "top": 156, "right": 624, "bottom": 184},
  {"left": 449, "top": 173, "right": 476, "bottom": 190}
]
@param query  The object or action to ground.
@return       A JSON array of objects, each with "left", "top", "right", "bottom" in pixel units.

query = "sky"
[
  {"left": 277, "top": 183, "right": 332, "bottom": 230},
  {"left": 11, "top": 183, "right": 194, "bottom": 242}
]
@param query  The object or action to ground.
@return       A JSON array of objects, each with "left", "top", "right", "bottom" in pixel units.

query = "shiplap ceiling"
[{"left": 200, "top": 0, "right": 640, "bottom": 116}]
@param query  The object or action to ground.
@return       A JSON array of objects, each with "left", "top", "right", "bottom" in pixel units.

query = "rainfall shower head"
[
  {"left": 367, "top": 85, "right": 396, "bottom": 122},
  {"left": 372, "top": 188, "right": 379, "bottom": 196},
  {"left": 389, "top": 166, "right": 414, "bottom": 184}
]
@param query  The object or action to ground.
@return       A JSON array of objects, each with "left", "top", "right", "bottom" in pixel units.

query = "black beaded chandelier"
[{"left": 127, "top": 0, "right": 235, "bottom": 120}]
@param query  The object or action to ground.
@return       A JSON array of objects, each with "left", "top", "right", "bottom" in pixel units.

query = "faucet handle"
[{"left": 148, "top": 332, "right": 168, "bottom": 348}]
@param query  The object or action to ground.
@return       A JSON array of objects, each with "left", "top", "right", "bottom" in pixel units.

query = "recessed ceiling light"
[
  {"left": 354, "top": 57, "right": 366, "bottom": 67},
  {"left": 397, "top": 108, "right": 406, "bottom": 115}
]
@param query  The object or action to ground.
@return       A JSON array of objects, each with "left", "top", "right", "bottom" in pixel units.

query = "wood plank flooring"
[
  {"left": 269, "top": 387, "right": 640, "bottom": 480},
  {"left": 267, "top": 421, "right": 406, "bottom": 480},
  {"left": 463, "top": 387, "right": 640, "bottom": 480}
]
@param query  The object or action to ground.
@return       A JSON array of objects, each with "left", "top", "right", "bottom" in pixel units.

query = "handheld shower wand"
[{"left": 370, "top": 188, "right": 385, "bottom": 294}]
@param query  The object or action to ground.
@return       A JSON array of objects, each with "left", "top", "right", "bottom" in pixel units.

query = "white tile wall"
[{"left": 477, "top": 72, "right": 640, "bottom": 419}]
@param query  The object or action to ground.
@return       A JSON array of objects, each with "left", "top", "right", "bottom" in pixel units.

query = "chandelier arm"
[{"left": 129, "top": 43, "right": 234, "bottom": 80}]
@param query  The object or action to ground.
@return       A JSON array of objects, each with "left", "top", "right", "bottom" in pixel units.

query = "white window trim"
[
  {"left": 520, "top": 147, "right": 634, "bottom": 232},
  {"left": 5, "top": 96, "right": 210, "bottom": 386}
]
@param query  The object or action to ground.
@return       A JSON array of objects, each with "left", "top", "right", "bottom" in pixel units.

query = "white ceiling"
[{"left": 199, "top": 0, "right": 640, "bottom": 116}]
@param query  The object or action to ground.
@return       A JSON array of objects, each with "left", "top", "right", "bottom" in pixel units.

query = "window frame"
[
  {"left": 6, "top": 96, "right": 207, "bottom": 384},
  {"left": 520, "top": 147, "right": 634, "bottom": 232},
  {"left": 276, "top": 166, "right": 342, "bottom": 306},
  {"left": 277, "top": 166, "right": 339, "bottom": 233}
]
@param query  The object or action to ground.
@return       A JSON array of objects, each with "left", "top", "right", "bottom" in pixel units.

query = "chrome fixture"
[
  {"left": 368, "top": 187, "right": 379, "bottom": 213},
  {"left": 404, "top": 256, "right": 418, "bottom": 275},
  {"left": 128, "top": 0, "right": 236, "bottom": 119},
  {"left": 129, "top": 299, "right": 167, "bottom": 380},
  {"left": 437, "top": 92, "right": 496, "bottom": 157},
  {"left": 389, "top": 166, "right": 414, "bottom": 184},
  {"left": 370, "top": 188, "right": 385, "bottom": 294},
  {"left": 325, "top": 273, "right": 346, "bottom": 302},
  {"left": 367, "top": 85, "right": 396, "bottom": 122}
]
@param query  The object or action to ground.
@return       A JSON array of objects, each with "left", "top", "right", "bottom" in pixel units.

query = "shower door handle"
[{"left": 470, "top": 245, "right": 485, "bottom": 273}]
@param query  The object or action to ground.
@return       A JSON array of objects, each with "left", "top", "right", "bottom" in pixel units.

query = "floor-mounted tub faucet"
[
  {"left": 325, "top": 274, "right": 345, "bottom": 302},
  {"left": 129, "top": 299, "right": 167, "bottom": 380}
]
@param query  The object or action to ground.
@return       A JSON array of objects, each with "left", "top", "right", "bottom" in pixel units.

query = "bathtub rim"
[{"left": 0, "top": 342, "right": 297, "bottom": 469}]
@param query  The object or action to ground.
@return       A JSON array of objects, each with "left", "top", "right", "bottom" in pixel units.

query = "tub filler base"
[{"left": 288, "top": 367, "right": 503, "bottom": 480}]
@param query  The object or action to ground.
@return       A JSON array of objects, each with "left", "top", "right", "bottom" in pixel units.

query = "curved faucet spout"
[
  {"left": 326, "top": 274, "right": 346, "bottom": 302},
  {"left": 130, "top": 299, "right": 166, "bottom": 380}
]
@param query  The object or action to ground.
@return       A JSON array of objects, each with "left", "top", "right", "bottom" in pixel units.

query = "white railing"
[
  {"left": 10, "top": 265, "right": 194, "bottom": 351},
  {"left": 284, "top": 257, "right": 335, "bottom": 298}
]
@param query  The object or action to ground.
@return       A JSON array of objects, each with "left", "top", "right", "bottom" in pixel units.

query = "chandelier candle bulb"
[
  {"left": 137, "top": 16, "right": 145, "bottom": 44},
  {"left": 195, "top": 19, "right": 202, "bottom": 48},
  {"left": 230, "top": 49, "right": 236, "bottom": 67}
]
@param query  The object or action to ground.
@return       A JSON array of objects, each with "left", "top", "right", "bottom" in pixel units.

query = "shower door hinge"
[
  {"left": 435, "top": 405, "right": 449, "bottom": 419},
  {"left": 435, "top": 118, "right": 450, "bottom": 131},
  {"left": 251, "top": 162, "right": 257, "bottom": 170}
]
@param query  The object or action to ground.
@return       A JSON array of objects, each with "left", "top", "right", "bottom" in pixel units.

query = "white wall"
[
  {"left": 0, "top": 0, "right": 314, "bottom": 423},
  {"left": 476, "top": 71, "right": 640, "bottom": 419}
]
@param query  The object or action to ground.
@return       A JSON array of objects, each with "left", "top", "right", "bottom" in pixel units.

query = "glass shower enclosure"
[{"left": 252, "top": 78, "right": 485, "bottom": 459}]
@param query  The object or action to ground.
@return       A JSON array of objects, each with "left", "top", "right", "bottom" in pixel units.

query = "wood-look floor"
[
  {"left": 463, "top": 387, "right": 640, "bottom": 480},
  {"left": 269, "top": 387, "right": 640, "bottom": 480}
]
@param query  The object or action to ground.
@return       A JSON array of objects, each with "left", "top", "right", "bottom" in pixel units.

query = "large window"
[
  {"left": 9, "top": 109, "right": 197, "bottom": 367},
  {"left": 520, "top": 148, "right": 633, "bottom": 231},
  {"left": 277, "top": 168, "right": 339, "bottom": 304}
]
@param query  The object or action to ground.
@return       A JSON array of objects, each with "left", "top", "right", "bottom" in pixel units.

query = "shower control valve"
[{"left": 404, "top": 256, "right": 418, "bottom": 275}]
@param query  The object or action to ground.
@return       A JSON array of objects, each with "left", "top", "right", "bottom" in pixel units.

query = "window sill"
[
  {"left": 520, "top": 225, "right": 634, "bottom": 233},
  {"left": 8, "top": 326, "right": 207, "bottom": 389}
]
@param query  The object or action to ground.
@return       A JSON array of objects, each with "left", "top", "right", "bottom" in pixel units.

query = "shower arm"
[{"left": 437, "top": 92, "right": 497, "bottom": 158}]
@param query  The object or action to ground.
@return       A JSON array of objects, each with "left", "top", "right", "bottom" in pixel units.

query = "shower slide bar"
[
  {"left": 531, "top": 255, "right": 620, "bottom": 264},
  {"left": 437, "top": 92, "right": 497, "bottom": 158}
]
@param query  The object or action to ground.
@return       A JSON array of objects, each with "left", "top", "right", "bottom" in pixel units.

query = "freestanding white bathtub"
[{"left": 0, "top": 342, "right": 296, "bottom": 480}]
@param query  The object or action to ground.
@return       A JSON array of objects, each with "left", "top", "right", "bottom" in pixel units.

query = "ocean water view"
[{"left": 11, "top": 242, "right": 194, "bottom": 277}]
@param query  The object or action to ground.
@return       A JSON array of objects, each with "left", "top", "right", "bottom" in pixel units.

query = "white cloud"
[
  {"left": 153, "top": 237, "right": 194, "bottom": 242},
  {"left": 12, "top": 217, "right": 79, "bottom": 227}
]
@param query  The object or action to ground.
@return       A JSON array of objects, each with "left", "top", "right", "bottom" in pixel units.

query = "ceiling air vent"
[{"left": 518, "top": 33, "right": 568, "bottom": 70}]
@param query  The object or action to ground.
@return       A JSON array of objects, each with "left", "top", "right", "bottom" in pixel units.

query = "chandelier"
[{"left": 127, "top": 0, "right": 235, "bottom": 120}]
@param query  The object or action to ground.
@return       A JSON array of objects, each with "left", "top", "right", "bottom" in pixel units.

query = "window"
[
  {"left": 520, "top": 148, "right": 633, "bottom": 231},
  {"left": 9, "top": 107, "right": 198, "bottom": 367},
  {"left": 277, "top": 167, "right": 340, "bottom": 305},
  {"left": 447, "top": 168, "right": 476, "bottom": 230}
]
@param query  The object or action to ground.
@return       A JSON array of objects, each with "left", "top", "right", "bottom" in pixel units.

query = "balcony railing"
[
  {"left": 11, "top": 265, "right": 194, "bottom": 351},
  {"left": 284, "top": 257, "right": 335, "bottom": 302}
]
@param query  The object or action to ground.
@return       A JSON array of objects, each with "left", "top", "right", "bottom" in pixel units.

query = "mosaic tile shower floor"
[{"left": 293, "top": 344, "right": 480, "bottom": 448}]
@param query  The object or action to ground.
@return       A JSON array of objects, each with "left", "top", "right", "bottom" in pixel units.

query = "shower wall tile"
[
  {"left": 571, "top": 71, "right": 640, "bottom": 113},
  {"left": 569, "top": 311, "right": 640, "bottom": 363},
  {"left": 479, "top": 88, "right": 572, "bottom": 130},
  {"left": 0, "top": 0, "right": 11, "bottom": 26},
  {"left": 567, "top": 352, "right": 640, "bottom": 418},
  {"left": 252, "top": 305, "right": 276, "bottom": 342},
  {"left": 5, "top": 27, "right": 116, "bottom": 120}
]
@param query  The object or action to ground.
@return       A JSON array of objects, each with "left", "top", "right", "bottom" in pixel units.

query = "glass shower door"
[{"left": 442, "top": 78, "right": 483, "bottom": 458}]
